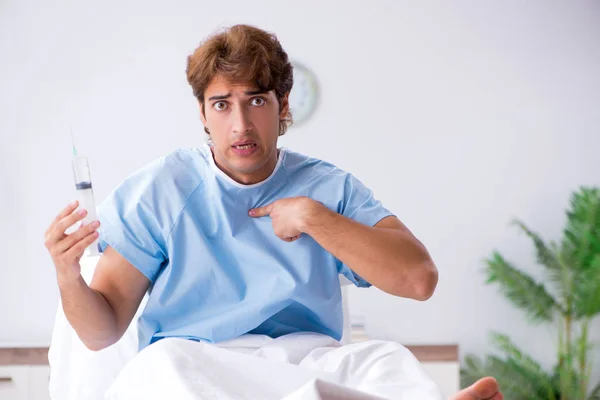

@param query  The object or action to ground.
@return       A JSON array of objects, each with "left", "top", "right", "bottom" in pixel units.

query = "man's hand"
[
  {"left": 249, "top": 197, "right": 324, "bottom": 242},
  {"left": 251, "top": 196, "right": 437, "bottom": 299},
  {"left": 44, "top": 200, "right": 101, "bottom": 285}
]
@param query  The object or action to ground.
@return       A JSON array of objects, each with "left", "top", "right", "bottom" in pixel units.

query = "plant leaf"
[
  {"left": 485, "top": 252, "right": 558, "bottom": 322},
  {"left": 573, "top": 254, "right": 600, "bottom": 318},
  {"left": 460, "top": 354, "right": 486, "bottom": 389},
  {"left": 461, "top": 349, "right": 556, "bottom": 399},
  {"left": 490, "top": 332, "right": 556, "bottom": 399},
  {"left": 512, "top": 219, "right": 562, "bottom": 272},
  {"left": 486, "top": 355, "right": 553, "bottom": 399},
  {"left": 512, "top": 220, "right": 571, "bottom": 311},
  {"left": 589, "top": 382, "right": 600, "bottom": 400},
  {"left": 560, "top": 187, "right": 600, "bottom": 320},
  {"left": 561, "top": 187, "right": 600, "bottom": 273}
]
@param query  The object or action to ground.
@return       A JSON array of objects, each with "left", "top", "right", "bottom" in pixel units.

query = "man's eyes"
[
  {"left": 251, "top": 97, "right": 266, "bottom": 106},
  {"left": 214, "top": 102, "right": 228, "bottom": 111},
  {"left": 212, "top": 97, "right": 267, "bottom": 111}
]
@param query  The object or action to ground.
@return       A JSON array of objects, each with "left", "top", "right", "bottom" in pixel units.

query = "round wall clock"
[{"left": 288, "top": 60, "right": 319, "bottom": 126}]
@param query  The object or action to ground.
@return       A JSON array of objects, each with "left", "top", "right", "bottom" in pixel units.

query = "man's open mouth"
[{"left": 232, "top": 143, "right": 257, "bottom": 150}]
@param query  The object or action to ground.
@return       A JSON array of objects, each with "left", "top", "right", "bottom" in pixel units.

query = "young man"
[{"left": 45, "top": 24, "right": 501, "bottom": 400}]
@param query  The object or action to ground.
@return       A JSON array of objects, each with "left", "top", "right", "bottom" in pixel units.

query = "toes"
[
  {"left": 448, "top": 377, "right": 502, "bottom": 400},
  {"left": 471, "top": 377, "right": 500, "bottom": 399},
  {"left": 488, "top": 393, "right": 503, "bottom": 400}
]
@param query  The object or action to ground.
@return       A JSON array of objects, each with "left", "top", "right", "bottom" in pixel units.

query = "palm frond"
[
  {"left": 460, "top": 354, "right": 487, "bottom": 388},
  {"left": 512, "top": 220, "right": 572, "bottom": 311},
  {"left": 588, "top": 382, "right": 600, "bottom": 400},
  {"left": 485, "top": 251, "right": 559, "bottom": 322},
  {"left": 561, "top": 187, "right": 600, "bottom": 272},
  {"left": 573, "top": 254, "right": 600, "bottom": 318},
  {"left": 486, "top": 355, "right": 554, "bottom": 399},
  {"left": 547, "top": 240, "right": 572, "bottom": 312},
  {"left": 490, "top": 333, "right": 556, "bottom": 399},
  {"left": 461, "top": 354, "right": 532, "bottom": 398},
  {"left": 461, "top": 354, "right": 538, "bottom": 398},
  {"left": 512, "top": 219, "right": 562, "bottom": 271},
  {"left": 462, "top": 340, "right": 558, "bottom": 399}
]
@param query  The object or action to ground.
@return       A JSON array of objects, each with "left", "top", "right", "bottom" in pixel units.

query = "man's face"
[{"left": 200, "top": 74, "right": 289, "bottom": 185}]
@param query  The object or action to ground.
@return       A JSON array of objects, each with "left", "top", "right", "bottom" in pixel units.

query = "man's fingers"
[
  {"left": 64, "top": 230, "right": 99, "bottom": 261},
  {"left": 57, "top": 208, "right": 88, "bottom": 235},
  {"left": 54, "top": 220, "right": 100, "bottom": 255},
  {"left": 46, "top": 201, "right": 79, "bottom": 237},
  {"left": 249, "top": 204, "right": 273, "bottom": 217},
  {"left": 45, "top": 208, "right": 88, "bottom": 248},
  {"left": 282, "top": 234, "right": 301, "bottom": 242},
  {"left": 55, "top": 200, "right": 79, "bottom": 223}
]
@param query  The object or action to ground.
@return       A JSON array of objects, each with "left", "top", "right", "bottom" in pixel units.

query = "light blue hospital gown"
[{"left": 97, "top": 144, "right": 394, "bottom": 351}]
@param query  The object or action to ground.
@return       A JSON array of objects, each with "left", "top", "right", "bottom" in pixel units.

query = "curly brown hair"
[{"left": 186, "top": 24, "right": 294, "bottom": 136}]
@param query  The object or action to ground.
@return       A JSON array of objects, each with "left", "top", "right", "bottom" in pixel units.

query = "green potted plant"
[{"left": 461, "top": 187, "right": 600, "bottom": 399}]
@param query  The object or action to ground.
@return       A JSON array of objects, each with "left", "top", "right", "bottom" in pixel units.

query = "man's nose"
[{"left": 232, "top": 107, "right": 253, "bottom": 134}]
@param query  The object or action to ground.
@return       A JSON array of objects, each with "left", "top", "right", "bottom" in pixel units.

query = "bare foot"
[{"left": 449, "top": 377, "right": 503, "bottom": 400}]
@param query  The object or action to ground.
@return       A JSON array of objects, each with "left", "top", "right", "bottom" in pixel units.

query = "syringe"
[{"left": 71, "top": 131, "right": 100, "bottom": 256}]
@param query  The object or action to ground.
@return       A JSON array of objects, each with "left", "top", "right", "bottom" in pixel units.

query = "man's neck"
[{"left": 210, "top": 147, "right": 279, "bottom": 185}]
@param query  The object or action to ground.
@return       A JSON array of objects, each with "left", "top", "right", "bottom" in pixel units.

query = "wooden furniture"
[
  {"left": 0, "top": 348, "right": 50, "bottom": 400},
  {"left": 410, "top": 345, "right": 460, "bottom": 397}
]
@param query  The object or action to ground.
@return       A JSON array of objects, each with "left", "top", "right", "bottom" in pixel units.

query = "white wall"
[{"left": 1, "top": 0, "right": 599, "bottom": 376}]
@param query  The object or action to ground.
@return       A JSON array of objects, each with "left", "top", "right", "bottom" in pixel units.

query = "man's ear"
[{"left": 279, "top": 92, "right": 290, "bottom": 119}]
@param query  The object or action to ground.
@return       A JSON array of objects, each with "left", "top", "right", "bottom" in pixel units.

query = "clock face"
[{"left": 288, "top": 61, "right": 319, "bottom": 126}]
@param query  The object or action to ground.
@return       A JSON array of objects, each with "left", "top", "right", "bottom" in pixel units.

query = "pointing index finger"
[{"left": 249, "top": 204, "right": 272, "bottom": 217}]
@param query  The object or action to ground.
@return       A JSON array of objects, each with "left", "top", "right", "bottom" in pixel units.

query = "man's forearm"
[
  {"left": 301, "top": 207, "right": 437, "bottom": 300},
  {"left": 58, "top": 275, "right": 119, "bottom": 351}
]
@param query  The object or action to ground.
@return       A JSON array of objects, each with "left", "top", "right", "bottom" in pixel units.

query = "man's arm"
[
  {"left": 249, "top": 197, "right": 438, "bottom": 300},
  {"left": 58, "top": 246, "right": 150, "bottom": 351},
  {"left": 46, "top": 202, "right": 150, "bottom": 351},
  {"left": 301, "top": 208, "right": 437, "bottom": 300}
]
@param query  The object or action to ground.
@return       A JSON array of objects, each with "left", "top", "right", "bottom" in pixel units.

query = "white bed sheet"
[
  {"left": 105, "top": 334, "right": 444, "bottom": 400},
  {"left": 48, "top": 255, "right": 444, "bottom": 400}
]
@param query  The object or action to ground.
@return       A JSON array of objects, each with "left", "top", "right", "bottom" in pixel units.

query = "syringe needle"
[{"left": 70, "top": 128, "right": 78, "bottom": 157}]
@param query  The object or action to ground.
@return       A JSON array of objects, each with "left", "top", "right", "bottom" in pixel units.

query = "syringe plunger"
[{"left": 72, "top": 156, "right": 93, "bottom": 190}]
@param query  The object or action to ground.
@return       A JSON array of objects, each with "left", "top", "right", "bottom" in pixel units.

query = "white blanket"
[
  {"left": 105, "top": 333, "right": 444, "bottom": 400},
  {"left": 49, "top": 255, "right": 444, "bottom": 400}
]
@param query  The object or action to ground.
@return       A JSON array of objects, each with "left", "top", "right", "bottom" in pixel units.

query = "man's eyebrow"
[
  {"left": 207, "top": 93, "right": 231, "bottom": 101},
  {"left": 207, "top": 90, "right": 267, "bottom": 101}
]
